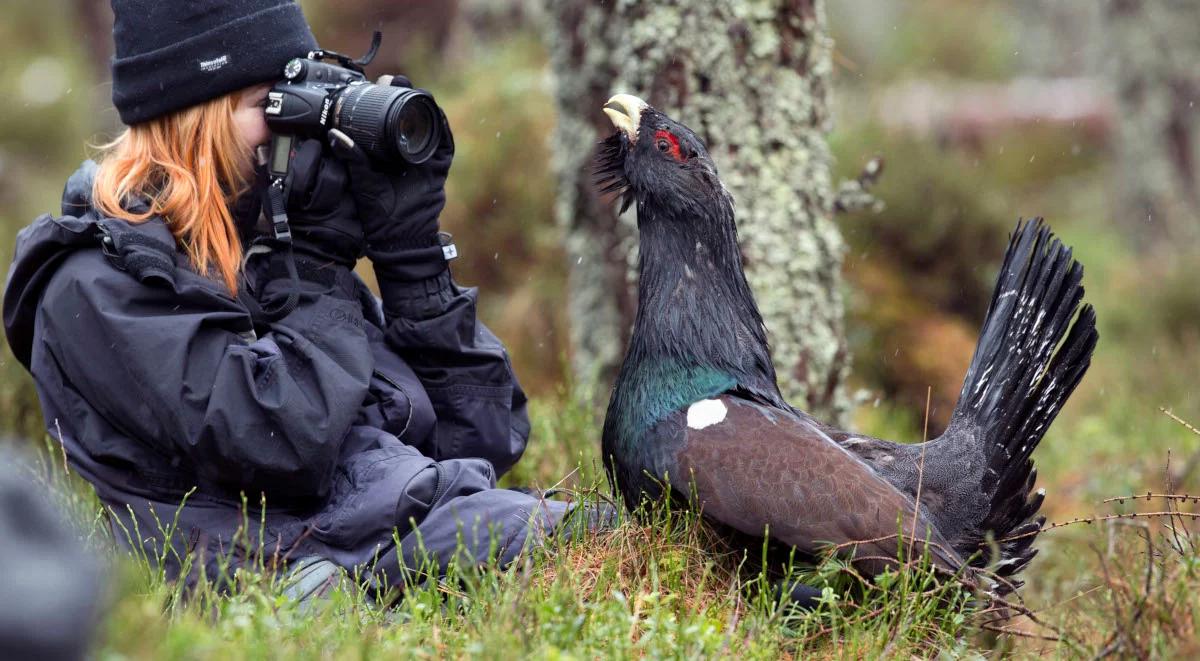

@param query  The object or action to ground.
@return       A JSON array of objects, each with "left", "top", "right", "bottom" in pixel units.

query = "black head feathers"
[
  {"left": 593, "top": 94, "right": 729, "bottom": 221},
  {"left": 594, "top": 131, "right": 635, "bottom": 214}
]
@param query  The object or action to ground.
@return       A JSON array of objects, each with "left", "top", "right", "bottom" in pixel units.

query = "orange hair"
[{"left": 93, "top": 90, "right": 251, "bottom": 293}]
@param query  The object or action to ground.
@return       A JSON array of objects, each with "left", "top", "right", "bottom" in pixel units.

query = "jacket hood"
[
  {"left": 60, "top": 159, "right": 100, "bottom": 219},
  {"left": 3, "top": 161, "right": 177, "bottom": 368}
]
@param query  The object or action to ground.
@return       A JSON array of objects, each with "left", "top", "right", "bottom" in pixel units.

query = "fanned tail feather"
[{"left": 949, "top": 218, "right": 1098, "bottom": 588}]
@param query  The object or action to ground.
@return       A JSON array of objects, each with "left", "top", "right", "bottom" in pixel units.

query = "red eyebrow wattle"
[{"left": 654, "top": 129, "right": 684, "bottom": 161}]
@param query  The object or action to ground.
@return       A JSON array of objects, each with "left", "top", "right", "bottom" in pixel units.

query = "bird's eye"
[{"left": 652, "top": 129, "right": 684, "bottom": 161}]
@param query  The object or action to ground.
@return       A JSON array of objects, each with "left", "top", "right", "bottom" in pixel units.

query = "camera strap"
[{"left": 252, "top": 178, "right": 302, "bottom": 322}]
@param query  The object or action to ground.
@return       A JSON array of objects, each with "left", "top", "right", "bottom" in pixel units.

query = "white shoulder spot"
[{"left": 686, "top": 398, "right": 728, "bottom": 430}]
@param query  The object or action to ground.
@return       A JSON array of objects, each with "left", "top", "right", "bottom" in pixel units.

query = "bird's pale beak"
[{"left": 603, "top": 93, "right": 646, "bottom": 141}]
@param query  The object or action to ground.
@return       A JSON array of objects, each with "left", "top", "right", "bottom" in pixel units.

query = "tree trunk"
[
  {"left": 1103, "top": 0, "right": 1200, "bottom": 247},
  {"left": 545, "top": 0, "right": 849, "bottom": 421}
]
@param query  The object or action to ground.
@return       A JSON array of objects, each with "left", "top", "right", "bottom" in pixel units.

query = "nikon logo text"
[
  {"left": 199, "top": 55, "right": 230, "bottom": 72},
  {"left": 320, "top": 97, "right": 333, "bottom": 125}
]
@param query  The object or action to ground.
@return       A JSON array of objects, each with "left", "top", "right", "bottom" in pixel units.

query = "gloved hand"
[
  {"left": 283, "top": 138, "right": 365, "bottom": 268},
  {"left": 330, "top": 104, "right": 455, "bottom": 282}
]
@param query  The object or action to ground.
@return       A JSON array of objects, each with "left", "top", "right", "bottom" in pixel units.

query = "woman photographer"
[{"left": 3, "top": 0, "right": 582, "bottom": 599}]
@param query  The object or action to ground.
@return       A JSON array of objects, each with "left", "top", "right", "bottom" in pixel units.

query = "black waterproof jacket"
[{"left": 3, "top": 162, "right": 569, "bottom": 588}]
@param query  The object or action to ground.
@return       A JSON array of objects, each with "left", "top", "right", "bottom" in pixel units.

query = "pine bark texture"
[
  {"left": 546, "top": 0, "right": 848, "bottom": 421},
  {"left": 1103, "top": 0, "right": 1200, "bottom": 246}
]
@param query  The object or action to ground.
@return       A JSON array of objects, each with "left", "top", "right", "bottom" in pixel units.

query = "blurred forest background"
[{"left": 1, "top": 0, "right": 1197, "bottom": 488}]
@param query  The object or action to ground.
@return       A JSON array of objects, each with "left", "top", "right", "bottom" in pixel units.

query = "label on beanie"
[{"left": 199, "top": 55, "right": 230, "bottom": 72}]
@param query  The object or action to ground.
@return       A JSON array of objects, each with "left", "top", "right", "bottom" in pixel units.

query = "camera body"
[{"left": 264, "top": 52, "right": 442, "bottom": 176}]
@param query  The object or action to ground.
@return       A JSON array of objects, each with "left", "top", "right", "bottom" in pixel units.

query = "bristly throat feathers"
[{"left": 606, "top": 194, "right": 781, "bottom": 448}]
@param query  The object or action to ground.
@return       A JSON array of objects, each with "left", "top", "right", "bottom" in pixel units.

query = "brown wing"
[{"left": 672, "top": 395, "right": 964, "bottom": 576}]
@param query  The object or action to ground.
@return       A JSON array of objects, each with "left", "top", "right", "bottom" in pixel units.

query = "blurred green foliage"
[
  {"left": 434, "top": 35, "right": 569, "bottom": 393},
  {"left": 828, "top": 0, "right": 1198, "bottom": 443},
  {"left": 832, "top": 123, "right": 1112, "bottom": 428},
  {"left": 832, "top": 0, "right": 1021, "bottom": 81},
  {"left": 0, "top": 2, "right": 106, "bottom": 440}
]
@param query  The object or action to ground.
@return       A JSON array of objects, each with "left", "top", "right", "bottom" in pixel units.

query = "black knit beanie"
[{"left": 110, "top": 0, "right": 318, "bottom": 125}]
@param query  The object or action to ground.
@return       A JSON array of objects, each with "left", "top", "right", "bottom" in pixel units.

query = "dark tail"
[{"left": 949, "top": 218, "right": 1098, "bottom": 587}]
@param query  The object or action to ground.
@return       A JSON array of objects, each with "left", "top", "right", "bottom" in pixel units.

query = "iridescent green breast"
[{"left": 609, "top": 360, "right": 737, "bottom": 452}]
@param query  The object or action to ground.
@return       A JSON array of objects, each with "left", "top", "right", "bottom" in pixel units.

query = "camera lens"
[
  {"left": 334, "top": 83, "right": 441, "bottom": 165},
  {"left": 389, "top": 94, "right": 438, "bottom": 164}
]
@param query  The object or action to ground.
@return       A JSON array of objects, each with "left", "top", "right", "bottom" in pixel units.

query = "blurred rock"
[
  {"left": 0, "top": 451, "right": 100, "bottom": 661},
  {"left": 874, "top": 77, "right": 1113, "bottom": 145}
]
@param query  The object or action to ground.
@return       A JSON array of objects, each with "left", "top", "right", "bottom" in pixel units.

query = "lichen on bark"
[
  {"left": 1103, "top": 0, "right": 1200, "bottom": 247},
  {"left": 545, "top": 0, "right": 849, "bottom": 422}
]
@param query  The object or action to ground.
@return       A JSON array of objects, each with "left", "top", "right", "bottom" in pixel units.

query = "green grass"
[{"left": 19, "top": 358, "right": 1200, "bottom": 659}]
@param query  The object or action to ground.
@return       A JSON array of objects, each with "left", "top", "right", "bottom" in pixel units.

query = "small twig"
[
  {"left": 1042, "top": 584, "right": 1106, "bottom": 611},
  {"left": 831, "top": 46, "right": 860, "bottom": 73},
  {"left": 980, "top": 591, "right": 1066, "bottom": 639},
  {"left": 998, "top": 511, "right": 1200, "bottom": 543},
  {"left": 53, "top": 418, "right": 70, "bottom": 477},
  {"left": 1160, "top": 407, "right": 1200, "bottom": 436},
  {"left": 825, "top": 534, "right": 966, "bottom": 582},
  {"left": 833, "top": 157, "right": 886, "bottom": 214},
  {"left": 544, "top": 466, "right": 581, "bottom": 494},
  {"left": 1101, "top": 493, "right": 1200, "bottom": 505},
  {"left": 1090, "top": 543, "right": 1127, "bottom": 659},
  {"left": 978, "top": 623, "right": 1061, "bottom": 642},
  {"left": 1161, "top": 408, "right": 1200, "bottom": 485},
  {"left": 1163, "top": 451, "right": 1190, "bottom": 556},
  {"left": 827, "top": 532, "right": 904, "bottom": 550},
  {"left": 1089, "top": 519, "right": 1164, "bottom": 660},
  {"left": 1131, "top": 527, "right": 1155, "bottom": 634}
]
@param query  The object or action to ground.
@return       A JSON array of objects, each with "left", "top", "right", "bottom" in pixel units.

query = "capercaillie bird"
[{"left": 596, "top": 93, "right": 1098, "bottom": 596}]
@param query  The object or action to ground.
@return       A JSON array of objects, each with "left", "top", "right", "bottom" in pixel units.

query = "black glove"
[
  {"left": 329, "top": 100, "right": 457, "bottom": 320},
  {"left": 330, "top": 105, "right": 455, "bottom": 280},
  {"left": 283, "top": 138, "right": 365, "bottom": 268}
]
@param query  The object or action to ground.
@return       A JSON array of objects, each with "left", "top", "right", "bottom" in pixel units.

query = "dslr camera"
[{"left": 264, "top": 34, "right": 442, "bottom": 179}]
